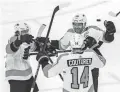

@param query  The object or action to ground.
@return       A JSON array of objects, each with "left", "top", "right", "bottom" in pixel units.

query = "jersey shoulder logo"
[{"left": 84, "top": 31, "right": 89, "bottom": 38}]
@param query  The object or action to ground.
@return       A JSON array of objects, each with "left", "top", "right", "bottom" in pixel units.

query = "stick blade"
[
  {"left": 108, "top": 11, "right": 117, "bottom": 17},
  {"left": 59, "top": 2, "right": 71, "bottom": 9},
  {"left": 37, "top": 24, "right": 46, "bottom": 37}
]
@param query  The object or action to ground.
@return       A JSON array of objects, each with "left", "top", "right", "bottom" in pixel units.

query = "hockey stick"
[
  {"left": 43, "top": 2, "right": 70, "bottom": 52},
  {"left": 30, "top": 64, "right": 41, "bottom": 92},
  {"left": 108, "top": 11, "right": 120, "bottom": 17},
  {"left": 30, "top": 3, "right": 70, "bottom": 92},
  {"left": 30, "top": 24, "right": 46, "bottom": 92},
  {"left": 29, "top": 50, "right": 72, "bottom": 56},
  {"left": 37, "top": 24, "right": 46, "bottom": 37},
  {"left": 42, "top": 3, "right": 70, "bottom": 81}
]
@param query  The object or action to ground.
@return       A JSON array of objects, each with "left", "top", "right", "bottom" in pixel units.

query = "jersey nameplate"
[{"left": 67, "top": 58, "right": 92, "bottom": 67}]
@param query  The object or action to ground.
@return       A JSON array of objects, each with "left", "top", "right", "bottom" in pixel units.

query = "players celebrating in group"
[
  {"left": 36, "top": 14, "right": 116, "bottom": 92},
  {"left": 5, "top": 13, "right": 116, "bottom": 92}
]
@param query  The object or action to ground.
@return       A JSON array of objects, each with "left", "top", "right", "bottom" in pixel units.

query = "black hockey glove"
[
  {"left": 23, "top": 46, "right": 30, "bottom": 60},
  {"left": 51, "top": 40, "right": 59, "bottom": 49},
  {"left": 104, "top": 32, "right": 115, "bottom": 42},
  {"left": 35, "top": 37, "right": 50, "bottom": 52},
  {"left": 36, "top": 52, "right": 49, "bottom": 68},
  {"left": 82, "top": 36, "right": 97, "bottom": 50},
  {"left": 46, "top": 45, "right": 57, "bottom": 57},
  {"left": 35, "top": 37, "right": 49, "bottom": 44},
  {"left": 104, "top": 20, "right": 116, "bottom": 42},
  {"left": 104, "top": 20, "right": 116, "bottom": 34},
  {"left": 21, "top": 34, "right": 34, "bottom": 44},
  {"left": 95, "top": 41, "right": 103, "bottom": 48}
]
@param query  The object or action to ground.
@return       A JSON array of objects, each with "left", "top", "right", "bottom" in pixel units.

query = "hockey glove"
[
  {"left": 104, "top": 20, "right": 116, "bottom": 42},
  {"left": 104, "top": 32, "right": 115, "bottom": 42},
  {"left": 36, "top": 52, "right": 49, "bottom": 68},
  {"left": 23, "top": 46, "right": 30, "bottom": 60},
  {"left": 82, "top": 36, "right": 97, "bottom": 50},
  {"left": 50, "top": 40, "right": 59, "bottom": 49},
  {"left": 21, "top": 34, "right": 34, "bottom": 44},
  {"left": 35, "top": 37, "right": 50, "bottom": 52},
  {"left": 35, "top": 37, "right": 49, "bottom": 44},
  {"left": 104, "top": 20, "right": 116, "bottom": 34},
  {"left": 46, "top": 45, "right": 57, "bottom": 57}
]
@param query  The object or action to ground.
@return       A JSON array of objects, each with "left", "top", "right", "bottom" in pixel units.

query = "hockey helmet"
[
  {"left": 72, "top": 14, "right": 87, "bottom": 33},
  {"left": 72, "top": 14, "right": 87, "bottom": 25},
  {"left": 14, "top": 22, "right": 30, "bottom": 35}
]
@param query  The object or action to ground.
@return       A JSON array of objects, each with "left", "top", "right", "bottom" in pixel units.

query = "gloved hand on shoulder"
[
  {"left": 12, "top": 34, "right": 34, "bottom": 50},
  {"left": 21, "top": 34, "right": 34, "bottom": 44},
  {"left": 36, "top": 52, "right": 49, "bottom": 68}
]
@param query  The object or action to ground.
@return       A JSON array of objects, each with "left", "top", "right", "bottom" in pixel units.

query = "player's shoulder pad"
[
  {"left": 87, "top": 25, "right": 104, "bottom": 32},
  {"left": 67, "top": 28, "right": 75, "bottom": 33}
]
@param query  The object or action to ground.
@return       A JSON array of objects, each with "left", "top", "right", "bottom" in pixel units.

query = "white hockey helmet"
[
  {"left": 14, "top": 22, "right": 30, "bottom": 35},
  {"left": 72, "top": 14, "right": 87, "bottom": 24},
  {"left": 72, "top": 14, "right": 87, "bottom": 33}
]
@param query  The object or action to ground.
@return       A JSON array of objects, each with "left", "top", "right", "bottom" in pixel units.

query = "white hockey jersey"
[
  {"left": 5, "top": 36, "right": 36, "bottom": 80},
  {"left": 43, "top": 50, "right": 106, "bottom": 92},
  {"left": 59, "top": 26, "right": 105, "bottom": 50}
]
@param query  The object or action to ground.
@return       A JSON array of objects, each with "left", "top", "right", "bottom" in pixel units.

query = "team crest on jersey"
[{"left": 67, "top": 58, "right": 92, "bottom": 67}]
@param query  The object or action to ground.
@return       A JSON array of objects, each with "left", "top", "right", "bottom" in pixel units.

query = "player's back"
[{"left": 62, "top": 50, "right": 105, "bottom": 92}]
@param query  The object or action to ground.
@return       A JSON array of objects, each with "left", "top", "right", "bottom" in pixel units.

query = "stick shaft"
[{"left": 43, "top": 6, "right": 59, "bottom": 52}]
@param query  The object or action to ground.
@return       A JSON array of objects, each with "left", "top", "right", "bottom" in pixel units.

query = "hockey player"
[
  {"left": 36, "top": 35, "right": 106, "bottom": 92},
  {"left": 5, "top": 22, "right": 39, "bottom": 92},
  {"left": 50, "top": 14, "right": 116, "bottom": 92}
]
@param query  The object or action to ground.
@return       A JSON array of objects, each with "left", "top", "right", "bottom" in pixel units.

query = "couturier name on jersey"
[{"left": 67, "top": 58, "right": 92, "bottom": 67}]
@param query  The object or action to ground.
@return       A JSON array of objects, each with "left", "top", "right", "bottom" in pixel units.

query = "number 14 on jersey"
[{"left": 71, "top": 66, "right": 89, "bottom": 89}]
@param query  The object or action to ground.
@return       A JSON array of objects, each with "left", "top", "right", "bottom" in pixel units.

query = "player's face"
[{"left": 73, "top": 23, "right": 85, "bottom": 34}]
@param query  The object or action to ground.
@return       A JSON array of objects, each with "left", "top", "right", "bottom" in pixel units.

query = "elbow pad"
[{"left": 10, "top": 38, "right": 22, "bottom": 52}]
